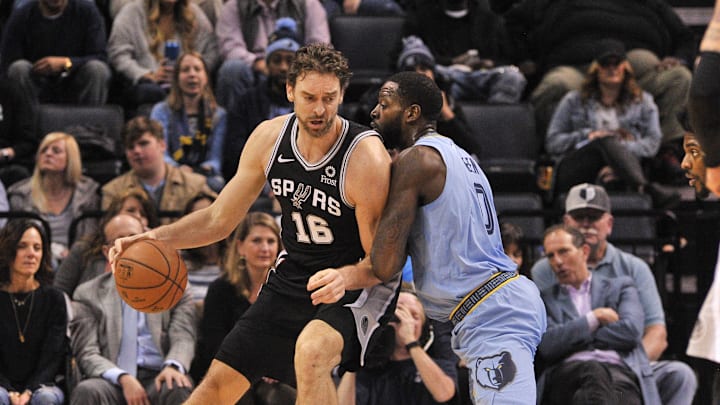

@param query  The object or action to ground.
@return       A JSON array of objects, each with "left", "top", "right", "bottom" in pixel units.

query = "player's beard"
[
  {"left": 373, "top": 117, "right": 403, "bottom": 150},
  {"left": 298, "top": 113, "right": 336, "bottom": 138}
]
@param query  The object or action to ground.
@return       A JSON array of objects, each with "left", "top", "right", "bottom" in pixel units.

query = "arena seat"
[
  {"left": 37, "top": 104, "right": 126, "bottom": 185},
  {"left": 329, "top": 15, "right": 404, "bottom": 100},
  {"left": 459, "top": 102, "right": 539, "bottom": 193}
]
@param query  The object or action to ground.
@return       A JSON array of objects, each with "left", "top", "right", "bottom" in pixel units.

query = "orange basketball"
[{"left": 114, "top": 239, "right": 187, "bottom": 313}]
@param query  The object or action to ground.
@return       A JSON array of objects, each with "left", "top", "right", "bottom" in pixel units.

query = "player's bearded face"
[
  {"left": 289, "top": 72, "right": 343, "bottom": 138},
  {"left": 371, "top": 83, "right": 405, "bottom": 149}
]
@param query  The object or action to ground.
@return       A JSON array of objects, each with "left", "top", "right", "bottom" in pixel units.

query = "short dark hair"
[
  {"left": 287, "top": 43, "right": 352, "bottom": 91},
  {"left": 122, "top": 116, "right": 164, "bottom": 149},
  {"left": 543, "top": 224, "right": 585, "bottom": 248},
  {"left": 387, "top": 71, "right": 443, "bottom": 121},
  {"left": 0, "top": 219, "right": 53, "bottom": 286},
  {"left": 501, "top": 222, "right": 524, "bottom": 247}
]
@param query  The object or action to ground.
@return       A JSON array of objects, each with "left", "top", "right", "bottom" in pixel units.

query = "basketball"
[{"left": 114, "top": 239, "right": 188, "bottom": 313}]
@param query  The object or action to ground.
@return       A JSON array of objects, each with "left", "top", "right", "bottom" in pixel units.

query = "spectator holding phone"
[
  {"left": 337, "top": 289, "right": 457, "bottom": 405},
  {"left": 108, "top": 0, "right": 218, "bottom": 116}
]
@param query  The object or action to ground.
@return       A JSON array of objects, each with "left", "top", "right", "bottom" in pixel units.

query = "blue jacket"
[
  {"left": 150, "top": 101, "right": 226, "bottom": 175},
  {"left": 537, "top": 274, "right": 660, "bottom": 404},
  {"left": 546, "top": 90, "right": 662, "bottom": 161}
]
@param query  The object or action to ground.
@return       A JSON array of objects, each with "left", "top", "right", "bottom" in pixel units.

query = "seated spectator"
[
  {"left": 0, "top": 79, "right": 37, "bottom": 187},
  {"left": 402, "top": 0, "right": 526, "bottom": 104},
  {"left": 224, "top": 17, "right": 298, "bottom": 180},
  {"left": 214, "top": 0, "right": 329, "bottom": 108},
  {"left": 192, "top": 212, "right": 283, "bottom": 394},
  {"left": 337, "top": 289, "right": 457, "bottom": 405},
  {"left": 151, "top": 52, "right": 227, "bottom": 192},
  {"left": 354, "top": 35, "right": 481, "bottom": 157},
  {"left": 8, "top": 132, "right": 100, "bottom": 264},
  {"left": 70, "top": 214, "right": 196, "bottom": 405},
  {"left": 0, "top": 219, "right": 68, "bottom": 405},
  {"left": 500, "top": 221, "right": 524, "bottom": 272},
  {"left": 181, "top": 193, "right": 223, "bottom": 310},
  {"left": 54, "top": 202, "right": 153, "bottom": 297},
  {"left": 108, "top": 0, "right": 218, "bottom": 116},
  {"left": 108, "top": 188, "right": 160, "bottom": 231},
  {"left": 545, "top": 40, "right": 678, "bottom": 208},
  {"left": 322, "top": 0, "right": 404, "bottom": 17},
  {"left": 537, "top": 224, "right": 658, "bottom": 404},
  {"left": 102, "top": 116, "right": 216, "bottom": 224},
  {"left": 531, "top": 183, "right": 698, "bottom": 405},
  {"left": 0, "top": 0, "right": 111, "bottom": 106},
  {"left": 505, "top": 0, "right": 694, "bottom": 184}
]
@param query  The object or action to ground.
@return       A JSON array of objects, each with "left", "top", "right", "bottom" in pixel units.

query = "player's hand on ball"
[
  {"left": 109, "top": 231, "right": 155, "bottom": 273},
  {"left": 307, "top": 269, "right": 346, "bottom": 305}
]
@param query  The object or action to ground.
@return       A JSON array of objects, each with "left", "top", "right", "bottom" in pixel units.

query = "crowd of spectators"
[{"left": 0, "top": 0, "right": 715, "bottom": 403}]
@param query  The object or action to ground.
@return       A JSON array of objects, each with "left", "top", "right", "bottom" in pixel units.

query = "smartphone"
[{"left": 164, "top": 40, "right": 180, "bottom": 62}]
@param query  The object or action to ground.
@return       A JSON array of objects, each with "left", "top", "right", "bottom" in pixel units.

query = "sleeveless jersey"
[
  {"left": 408, "top": 134, "right": 517, "bottom": 321},
  {"left": 266, "top": 114, "right": 378, "bottom": 286}
]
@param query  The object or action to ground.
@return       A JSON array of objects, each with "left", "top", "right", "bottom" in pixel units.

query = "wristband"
[{"left": 405, "top": 341, "right": 421, "bottom": 351}]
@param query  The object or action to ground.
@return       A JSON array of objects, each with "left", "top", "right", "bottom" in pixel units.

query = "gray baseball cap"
[{"left": 565, "top": 183, "right": 611, "bottom": 213}]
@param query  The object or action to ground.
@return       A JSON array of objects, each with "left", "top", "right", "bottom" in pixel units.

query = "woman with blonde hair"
[
  {"left": 151, "top": 52, "right": 226, "bottom": 192},
  {"left": 193, "top": 212, "right": 281, "bottom": 381},
  {"left": 8, "top": 132, "right": 100, "bottom": 264},
  {"left": 108, "top": 0, "right": 218, "bottom": 114},
  {"left": 545, "top": 39, "right": 678, "bottom": 208}
]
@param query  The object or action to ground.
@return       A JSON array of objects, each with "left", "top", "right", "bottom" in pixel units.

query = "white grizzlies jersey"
[{"left": 408, "top": 134, "right": 517, "bottom": 321}]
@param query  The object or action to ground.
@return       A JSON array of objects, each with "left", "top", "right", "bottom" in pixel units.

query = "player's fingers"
[{"left": 307, "top": 271, "right": 329, "bottom": 291}]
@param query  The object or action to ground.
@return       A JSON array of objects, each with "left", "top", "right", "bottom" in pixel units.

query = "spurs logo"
[
  {"left": 291, "top": 183, "right": 311, "bottom": 209},
  {"left": 475, "top": 351, "right": 516, "bottom": 391}
]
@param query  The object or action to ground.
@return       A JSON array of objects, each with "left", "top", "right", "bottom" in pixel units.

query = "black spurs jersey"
[{"left": 266, "top": 114, "right": 380, "bottom": 277}]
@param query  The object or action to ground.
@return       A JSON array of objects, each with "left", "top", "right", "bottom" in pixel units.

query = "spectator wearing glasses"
[
  {"left": 531, "top": 183, "right": 697, "bottom": 405},
  {"left": 545, "top": 39, "right": 678, "bottom": 208}
]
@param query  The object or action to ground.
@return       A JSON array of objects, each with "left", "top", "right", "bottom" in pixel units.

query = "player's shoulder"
[{"left": 246, "top": 114, "right": 291, "bottom": 149}]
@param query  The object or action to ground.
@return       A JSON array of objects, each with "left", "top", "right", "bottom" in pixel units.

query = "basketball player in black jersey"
[{"left": 109, "top": 44, "right": 398, "bottom": 404}]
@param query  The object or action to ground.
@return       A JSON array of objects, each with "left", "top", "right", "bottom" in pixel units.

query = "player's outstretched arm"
[{"left": 110, "top": 119, "right": 282, "bottom": 267}]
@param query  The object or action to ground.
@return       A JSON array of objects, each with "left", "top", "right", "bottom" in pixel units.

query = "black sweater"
[{"left": 0, "top": 285, "right": 67, "bottom": 392}]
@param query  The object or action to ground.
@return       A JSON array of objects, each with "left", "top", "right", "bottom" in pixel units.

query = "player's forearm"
[
  {"left": 151, "top": 207, "right": 236, "bottom": 250},
  {"left": 338, "top": 258, "right": 381, "bottom": 290},
  {"left": 409, "top": 348, "right": 456, "bottom": 402},
  {"left": 701, "top": 0, "right": 720, "bottom": 52}
]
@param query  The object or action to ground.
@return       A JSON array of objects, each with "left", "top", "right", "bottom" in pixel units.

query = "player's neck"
[
  {"left": 296, "top": 117, "right": 341, "bottom": 163},
  {"left": 412, "top": 125, "right": 436, "bottom": 144}
]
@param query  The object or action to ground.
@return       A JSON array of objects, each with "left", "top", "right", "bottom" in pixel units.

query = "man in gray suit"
[
  {"left": 69, "top": 214, "right": 197, "bottom": 405},
  {"left": 537, "top": 224, "right": 660, "bottom": 405}
]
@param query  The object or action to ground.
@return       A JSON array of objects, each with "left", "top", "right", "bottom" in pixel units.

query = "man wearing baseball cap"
[{"left": 531, "top": 183, "right": 697, "bottom": 404}]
